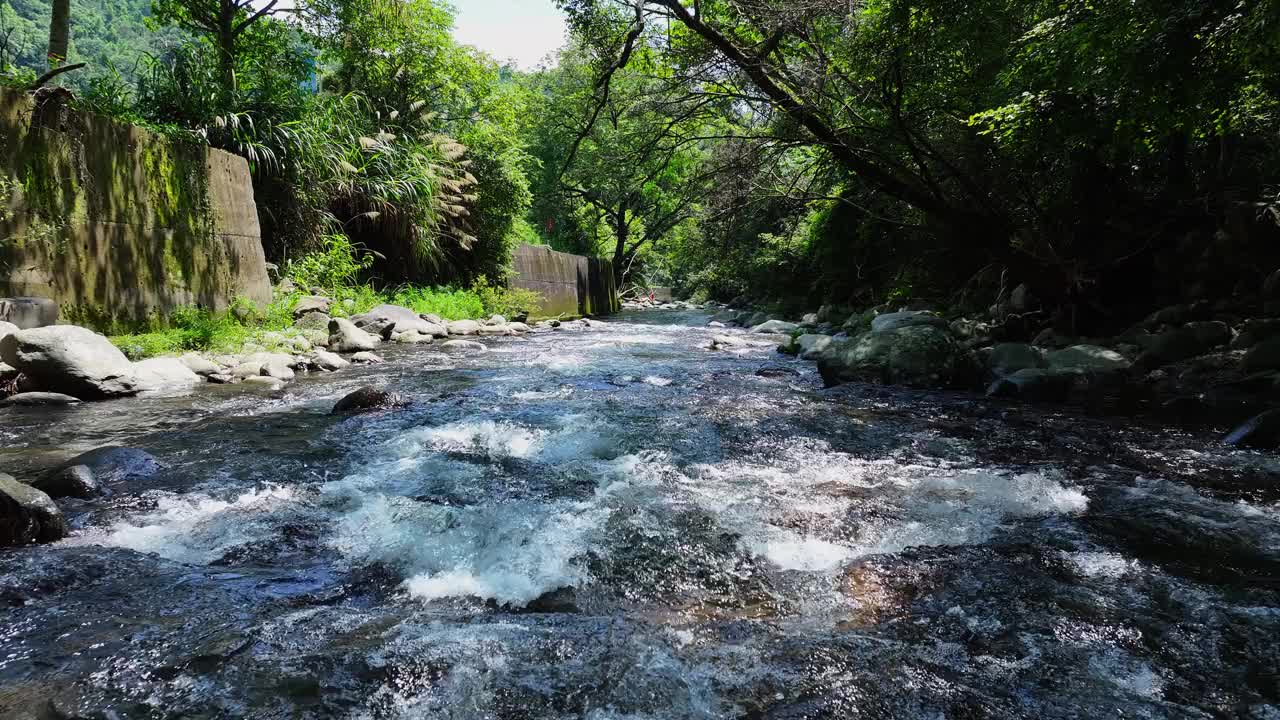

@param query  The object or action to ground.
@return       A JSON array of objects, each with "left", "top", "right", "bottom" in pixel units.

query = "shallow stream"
[{"left": 2, "top": 310, "right": 1278, "bottom": 719}]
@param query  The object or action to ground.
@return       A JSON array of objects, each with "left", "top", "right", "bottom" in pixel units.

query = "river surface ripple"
[{"left": 1, "top": 310, "right": 1278, "bottom": 719}]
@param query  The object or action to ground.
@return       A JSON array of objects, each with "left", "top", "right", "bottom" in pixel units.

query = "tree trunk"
[
  {"left": 46, "top": 0, "right": 69, "bottom": 70},
  {"left": 612, "top": 208, "right": 630, "bottom": 286},
  {"left": 217, "top": 0, "right": 237, "bottom": 96}
]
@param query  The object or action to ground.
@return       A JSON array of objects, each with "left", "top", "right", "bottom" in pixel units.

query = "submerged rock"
[
  {"left": 986, "top": 368, "right": 1076, "bottom": 403},
  {"left": 0, "top": 325, "right": 139, "bottom": 398},
  {"left": 709, "top": 335, "right": 744, "bottom": 350},
  {"left": 42, "top": 446, "right": 160, "bottom": 488},
  {"left": 818, "top": 325, "right": 976, "bottom": 389},
  {"left": 351, "top": 352, "right": 384, "bottom": 364},
  {"left": 30, "top": 464, "right": 98, "bottom": 499},
  {"left": 0, "top": 473, "right": 66, "bottom": 547},
  {"left": 243, "top": 376, "right": 286, "bottom": 391},
  {"left": 0, "top": 392, "right": 81, "bottom": 407},
  {"left": 442, "top": 339, "right": 486, "bottom": 353},
  {"left": 332, "top": 386, "right": 409, "bottom": 414},
  {"left": 1223, "top": 409, "right": 1280, "bottom": 449}
]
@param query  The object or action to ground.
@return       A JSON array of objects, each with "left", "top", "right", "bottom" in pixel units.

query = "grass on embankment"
[{"left": 108, "top": 283, "right": 541, "bottom": 360}]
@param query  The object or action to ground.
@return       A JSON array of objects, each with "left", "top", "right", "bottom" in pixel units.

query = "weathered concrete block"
[
  {"left": 0, "top": 297, "right": 58, "bottom": 328},
  {"left": 510, "top": 244, "right": 619, "bottom": 319}
]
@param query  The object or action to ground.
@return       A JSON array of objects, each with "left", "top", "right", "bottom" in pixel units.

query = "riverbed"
[{"left": 1, "top": 309, "right": 1277, "bottom": 719}]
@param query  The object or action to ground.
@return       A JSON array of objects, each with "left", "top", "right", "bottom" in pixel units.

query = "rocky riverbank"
[{"left": 685, "top": 291, "right": 1280, "bottom": 449}]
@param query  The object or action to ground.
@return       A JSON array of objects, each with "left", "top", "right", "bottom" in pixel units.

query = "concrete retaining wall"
[
  {"left": 511, "top": 244, "right": 619, "bottom": 319},
  {"left": 0, "top": 88, "right": 270, "bottom": 330}
]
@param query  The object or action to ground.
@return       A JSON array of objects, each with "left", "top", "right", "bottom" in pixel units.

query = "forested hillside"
[{"left": 0, "top": 0, "right": 182, "bottom": 88}]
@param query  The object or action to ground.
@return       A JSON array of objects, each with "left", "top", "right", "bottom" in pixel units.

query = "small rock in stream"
[
  {"left": 42, "top": 446, "right": 160, "bottom": 487},
  {"left": 0, "top": 391, "right": 81, "bottom": 407},
  {"left": 351, "top": 352, "right": 384, "bottom": 364},
  {"left": 332, "top": 386, "right": 409, "bottom": 414},
  {"left": 0, "top": 472, "right": 67, "bottom": 546},
  {"left": 30, "top": 464, "right": 98, "bottom": 499}
]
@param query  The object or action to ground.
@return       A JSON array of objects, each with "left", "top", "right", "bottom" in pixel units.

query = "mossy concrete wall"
[
  {"left": 0, "top": 88, "right": 270, "bottom": 329},
  {"left": 511, "top": 244, "right": 619, "bottom": 319}
]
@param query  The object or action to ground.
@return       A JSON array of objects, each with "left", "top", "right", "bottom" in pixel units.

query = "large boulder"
[
  {"left": 817, "top": 325, "right": 977, "bottom": 389},
  {"left": 42, "top": 446, "right": 160, "bottom": 488},
  {"left": 328, "top": 318, "right": 379, "bottom": 353},
  {"left": 294, "top": 311, "right": 333, "bottom": 333},
  {"left": 1046, "top": 345, "right": 1131, "bottom": 374},
  {"left": 179, "top": 354, "right": 221, "bottom": 377},
  {"left": 752, "top": 320, "right": 800, "bottom": 334},
  {"left": 354, "top": 304, "right": 448, "bottom": 338},
  {"left": 292, "top": 295, "right": 332, "bottom": 319},
  {"left": 311, "top": 350, "right": 350, "bottom": 372},
  {"left": 745, "top": 311, "right": 770, "bottom": 327},
  {"left": 448, "top": 320, "right": 482, "bottom": 336},
  {"left": 0, "top": 325, "right": 139, "bottom": 398},
  {"left": 0, "top": 473, "right": 67, "bottom": 547},
  {"left": 0, "top": 320, "right": 17, "bottom": 342},
  {"left": 870, "top": 311, "right": 947, "bottom": 334},
  {"left": 134, "top": 358, "right": 203, "bottom": 391},
  {"left": 29, "top": 464, "right": 98, "bottom": 499},
  {"left": 987, "top": 343, "right": 1045, "bottom": 376},
  {"left": 796, "top": 334, "right": 833, "bottom": 361}
]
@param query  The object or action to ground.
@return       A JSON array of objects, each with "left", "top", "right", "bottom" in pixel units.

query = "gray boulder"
[
  {"left": 746, "top": 312, "right": 769, "bottom": 327},
  {"left": 0, "top": 392, "right": 81, "bottom": 407},
  {"left": 351, "top": 352, "right": 384, "bottom": 364},
  {"left": 486, "top": 314, "right": 507, "bottom": 326},
  {"left": 508, "top": 322, "right": 532, "bottom": 334},
  {"left": 394, "top": 331, "right": 434, "bottom": 344},
  {"left": 709, "top": 335, "right": 745, "bottom": 350},
  {"left": 796, "top": 334, "right": 833, "bottom": 361},
  {"left": 134, "top": 358, "right": 203, "bottom": 391},
  {"left": 311, "top": 350, "right": 350, "bottom": 372},
  {"left": 987, "top": 343, "right": 1046, "bottom": 376},
  {"left": 448, "top": 320, "right": 482, "bottom": 336},
  {"left": 800, "top": 313, "right": 820, "bottom": 327},
  {"left": 30, "top": 464, "right": 97, "bottom": 499},
  {"left": 817, "top": 325, "right": 976, "bottom": 389},
  {"left": 1046, "top": 345, "right": 1131, "bottom": 374},
  {"left": 478, "top": 324, "right": 512, "bottom": 336},
  {"left": 752, "top": 320, "right": 800, "bottom": 334},
  {"left": 0, "top": 325, "right": 139, "bottom": 398},
  {"left": 0, "top": 320, "right": 17, "bottom": 342},
  {"left": 328, "top": 318, "right": 379, "bottom": 353},
  {"left": 243, "top": 376, "right": 286, "bottom": 391},
  {"left": 294, "top": 311, "right": 332, "bottom": 333},
  {"left": 179, "top": 354, "right": 221, "bottom": 377},
  {"left": 292, "top": 295, "right": 332, "bottom": 319},
  {"left": 354, "top": 304, "right": 448, "bottom": 338},
  {"left": 870, "top": 311, "right": 947, "bottom": 334},
  {"left": 261, "top": 359, "right": 296, "bottom": 381},
  {"left": 0, "top": 473, "right": 67, "bottom": 546}
]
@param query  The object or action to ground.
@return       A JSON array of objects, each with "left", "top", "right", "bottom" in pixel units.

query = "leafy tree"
[{"left": 150, "top": 0, "right": 293, "bottom": 94}]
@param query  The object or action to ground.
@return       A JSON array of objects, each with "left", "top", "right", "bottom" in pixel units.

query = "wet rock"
[
  {"left": 818, "top": 325, "right": 977, "bottom": 389},
  {"left": 231, "top": 361, "right": 265, "bottom": 380},
  {"left": 328, "top": 318, "right": 379, "bottom": 353},
  {"left": 30, "top": 464, "right": 97, "bottom": 499},
  {"left": 261, "top": 359, "right": 296, "bottom": 381},
  {"left": 441, "top": 339, "right": 486, "bottom": 353},
  {"left": 0, "top": 325, "right": 139, "bottom": 398},
  {"left": 708, "top": 321, "right": 726, "bottom": 328},
  {"left": 870, "top": 311, "right": 947, "bottom": 334},
  {"left": 756, "top": 366, "right": 801, "bottom": 378},
  {"left": 0, "top": 473, "right": 66, "bottom": 546},
  {"left": 710, "top": 310, "right": 738, "bottom": 324},
  {"left": 986, "top": 368, "right": 1076, "bottom": 403},
  {"left": 0, "top": 392, "right": 81, "bottom": 407},
  {"left": 134, "top": 358, "right": 203, "bottom": 391},
  {"left": 1242, "top": 337, "right": 1280, "bottom": 373},
  {"left": 292, "top": 295, "right": 332, "bottom": 319},
  {"left": 332, "top": 386, "right": 409, "bottom": 414},
  {"left": 486, "top": 314, "right": 507, "bottom": 326},
  {"left": 746, "top": 311, "right": 769, "bottom": 327},
  {"left": 351, "top": 352, "right": 384, "bottom": 364},
  {"left": 311, "top": 350, "right": 350, "bottom": 372},
  {"left": 478, "top": 324, "right": 512, "bottom": 336},
  {"left": 394, "top": 330, "right": 434, "bottom": 344},
  {"left": 752, "top": 320, "right": 800, "bottom": 334},
  {"left": 0, "top": 319, "right": 17, "bottom": 341},
  {"left": 448, "top": 320, "right": 482, "bottom": 336},
  {"left": 987, "top": 343, "right": 1045, "bottom": 376},
  {"left": 1224, "top": 409, "right": 1280, "bottom": 448},
  {"left": 422, "top": 313, "right": 445, "bottom": 326},
  {"left": 207, "top": 373, "right": 233, "bottom": 384},
  {"left": 800, "top": 313, "right": 820, "bottom": 327},
  {"left": 43, "top": 446, "right": 160, "bottom": 488},
  {"left": 179, "top": 354, "right": 221, "bottom": 377},
  {"left": 508, "top": 322, "right": 531, "bottom": 334},
  {"left": 1046, "top": 345, "right": 1131, "bottom": 374}
]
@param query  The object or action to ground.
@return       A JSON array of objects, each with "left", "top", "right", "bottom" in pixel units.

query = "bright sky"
[{"left": 452, "top": 0, "right": 568, "bottom": 69}]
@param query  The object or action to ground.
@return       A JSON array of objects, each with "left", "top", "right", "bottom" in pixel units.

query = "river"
[{"left": 1, "top": 309, "right": 1277, "bottom": 719}]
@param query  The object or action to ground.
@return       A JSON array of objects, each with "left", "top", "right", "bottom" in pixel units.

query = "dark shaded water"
[{"left": 1, "top": 310, "right": 1278, "bottom": 719}]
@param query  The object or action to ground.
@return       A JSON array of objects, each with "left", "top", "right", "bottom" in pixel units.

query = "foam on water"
[{"left": 68, "top": 486, "right": 297, "bottom": 564}]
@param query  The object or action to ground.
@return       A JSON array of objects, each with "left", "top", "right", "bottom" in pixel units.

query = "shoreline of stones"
[
  {"left": 0, "top": 305, "right": 608, "bottom": 548},
  {"left": 628, "top": 296, "right": 1280, "bottom": 450},
  {"left": 0, "top": 302, "right": 604, "bottom": 406}
]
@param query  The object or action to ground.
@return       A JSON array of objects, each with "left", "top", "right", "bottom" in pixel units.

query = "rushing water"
[{"left": 1, "top": 310, "right": 1278, "bottom": 719}]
